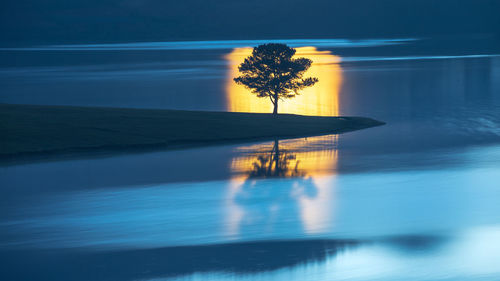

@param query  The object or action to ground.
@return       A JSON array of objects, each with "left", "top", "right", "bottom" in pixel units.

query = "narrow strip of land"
[{"left": 0, "top": 103, "right": 384, "bottom": 161}]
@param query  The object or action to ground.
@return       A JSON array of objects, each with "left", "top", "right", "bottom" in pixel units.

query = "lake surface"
[{"left": 1, "top": 38, "right": 500, "bottom": 280}]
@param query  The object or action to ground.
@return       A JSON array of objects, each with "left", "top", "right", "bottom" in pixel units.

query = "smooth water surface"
[{"left": 1, "top": 38, "right": 500, "bottom": 280}]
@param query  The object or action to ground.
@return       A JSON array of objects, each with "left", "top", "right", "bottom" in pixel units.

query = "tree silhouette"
[
  {"left": 247, "top": 139, "right": 305, "bottom": 178},
  {"left": 234, "top": 43, "right": 318, "bottom": 115}
]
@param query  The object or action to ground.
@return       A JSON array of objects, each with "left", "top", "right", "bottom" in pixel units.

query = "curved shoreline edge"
[{"left": 0, "top": 103, "right": 385, "bottom": 164}]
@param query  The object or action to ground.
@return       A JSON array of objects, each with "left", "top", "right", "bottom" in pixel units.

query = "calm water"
[{"left": 1, "top": 39, "right": 500, "bottom": 280}]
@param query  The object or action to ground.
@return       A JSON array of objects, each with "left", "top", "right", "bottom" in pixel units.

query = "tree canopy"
[{"left": 234, "top": 43, "right": 318, "bottom": 115}]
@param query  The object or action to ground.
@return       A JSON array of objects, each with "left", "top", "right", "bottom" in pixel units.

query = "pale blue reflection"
[
  {"left": 340, "top": 54, "right": 500, "bottom": 63},
  {"left": 0, "top": 38, "right": 416, "bottom": 51},
  {"left": 1, "top": 145, "right": 500, "bottom": 249},
  {"left": 162, "top": 227, "right": 500, "bottom": 281}
]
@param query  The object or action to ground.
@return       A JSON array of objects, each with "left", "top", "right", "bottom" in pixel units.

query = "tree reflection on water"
[
  {"left": 247, "top": 139, "right": 305, "bottom": 179},
  {"left": 226, "top": 136, "right": 338, "bottom": 238}
]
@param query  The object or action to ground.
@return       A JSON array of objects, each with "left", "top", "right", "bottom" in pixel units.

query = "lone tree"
[{"left": 234, "top": 43, "right": 318, "bottom": 115}]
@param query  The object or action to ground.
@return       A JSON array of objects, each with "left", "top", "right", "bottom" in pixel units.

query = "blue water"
[
  {"left": 0, "top": 38, "right": 416, "bottom": 51},
  {"left": 1, "top": 38, "right": 500, "bottom": 280}
]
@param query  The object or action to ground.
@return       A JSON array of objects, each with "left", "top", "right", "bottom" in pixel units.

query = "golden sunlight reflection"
[
  {"left": 230, "top": 136, "right": 338, "bottom": 177},
  {"left": 225, "top": 135, "right": 338, "bottom": 237},
  {"left": 225, "top": 47, "right": 342, "bottom": 116}
]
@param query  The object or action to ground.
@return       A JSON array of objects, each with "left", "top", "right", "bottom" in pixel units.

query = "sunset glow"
[{"left": 226, "top": 47, "right": 342, "bottom": 116}]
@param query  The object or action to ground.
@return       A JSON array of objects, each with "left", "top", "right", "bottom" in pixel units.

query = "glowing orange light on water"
[
  {"left": 225, "top": 46, "right": 342, "bottom": 116},
  {"left": 230, "top": 135, "right": 338, "bottom": 177},
  {"left": 226, "top": 135, "right": 339, "bottom": 236}
]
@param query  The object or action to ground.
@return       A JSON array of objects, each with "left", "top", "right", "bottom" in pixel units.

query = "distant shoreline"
[{"left": 0, "top": 103, "right": 384, "bottom": 164}]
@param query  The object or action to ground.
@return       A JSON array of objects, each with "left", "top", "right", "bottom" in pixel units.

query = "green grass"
[{"left": 0, "top": 103, "right": 384, "bottom": 160}]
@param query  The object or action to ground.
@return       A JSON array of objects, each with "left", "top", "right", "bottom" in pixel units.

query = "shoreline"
[{"left": 0, "top": 103, "right": 384, "bottom": 164}]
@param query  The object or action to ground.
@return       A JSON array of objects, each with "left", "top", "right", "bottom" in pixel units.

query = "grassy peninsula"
[{"left": 0, "top": 103, "right": 384, "bottom": 161}]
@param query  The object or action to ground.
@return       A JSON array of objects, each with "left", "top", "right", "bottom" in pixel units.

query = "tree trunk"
[
  {"left": 273, "top": 139, "right": 280, "bottom": 173},
  {"left": 272, "top": 94, "right": 278, "bottom": 115}
]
